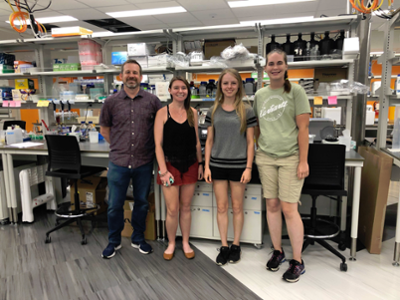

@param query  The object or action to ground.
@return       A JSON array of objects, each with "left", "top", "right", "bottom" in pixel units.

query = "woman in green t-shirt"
[{"left": 254, "top": 49, "right": 311, "bottom": 283}]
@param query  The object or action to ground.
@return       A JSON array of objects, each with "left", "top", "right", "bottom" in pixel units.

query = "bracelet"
[
  {"left": 198, "top": 161, "right": 204, "bottom": 166},
  {"left": 158, "top": 170, "right": 168, "bottom": 176},
  {"left": 246, "top": 167, "right": 252, "bottom": 170}
]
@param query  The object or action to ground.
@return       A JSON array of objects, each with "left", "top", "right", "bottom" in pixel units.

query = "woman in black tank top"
[{"left": 154, "top": 77, "right": 203, "bottom": 261}]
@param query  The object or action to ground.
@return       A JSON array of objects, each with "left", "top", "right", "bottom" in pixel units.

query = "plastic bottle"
[
  {"left": 88, "top": 121, "right": 96, "bottom": 131},
  {"left": 14, "top": 125, "right": 23, "bottom": 143},
  {"left": 6, "top": 126, "right": 16, "bottom": 145},
  {"left": 309, "top": 32, "right": 319, "bottom": 50},
  {"left": 206, "top": 80, "right": 216, "bottom": 98},
  {"left": 199, "top": 81, "right": 207, "bottom": 98},
  {"left": 80, "top": 121, "right": 87, "bottom": 138},
  {"left": 304, "top": 43, "right": 311, "bottom": 61},
  {"left": 293, "top": 33, "right": 307, "bottom": 61},
  {"left": 310, "top": 45, "right": 320, "bottom": 61},
  {"left": 320, "top": 31, "right": 334, "bottom": 55},
  {"left": 282, "top": 34, "right": 294, "bottom": 55},
  {"left": 396, "top": 75, "right": 400, "bottom": 96},
  {"left": 140, "top": 83, "right": 148, "bottom": 91},
  {"left": 245, "top": 78, "right": 255, "bottom": 96},
  {"left": 335, "top": 30, "right": 345, "bottom": 51},
  {"left": 266, "top": 34, "right": 280, "bottom": 55}
]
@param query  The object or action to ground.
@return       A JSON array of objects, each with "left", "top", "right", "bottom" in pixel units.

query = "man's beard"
[{"left": 125, "top": 79, "right": 138, "bottom": 89}]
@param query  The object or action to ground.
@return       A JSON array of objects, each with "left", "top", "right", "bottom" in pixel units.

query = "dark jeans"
[{"left": 107, "top": 161, "right": 153, "bottom": 245}]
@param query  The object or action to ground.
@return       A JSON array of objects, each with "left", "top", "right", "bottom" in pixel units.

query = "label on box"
[
  {"left": 129, "top": 202, "right": 134, "bottom": 211},
  {"left": 156, "top": 81, "right": 169, "bottom": 101},
  {"left": 85, "top": 192, "right": 94, "bottom": 208}
]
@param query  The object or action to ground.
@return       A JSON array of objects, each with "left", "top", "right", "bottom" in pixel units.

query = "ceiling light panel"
[
  {"left": 107, "top": 6, "right": 186, "bottom": 18},
  {"left": 229, "top": 0, "right": 315, "bottom": 8}
]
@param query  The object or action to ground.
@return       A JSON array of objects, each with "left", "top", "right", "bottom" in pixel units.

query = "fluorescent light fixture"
[
  {"left": 240, "top": 16, "right": 314, "bottom": 26},
  {"left": 107, "top": 6, "right": 186, "bottom": 18},
  {"left": 370, "top": 52, "right": 383, "bottom": 55},
  {"left": 6, "top": 16, "right": 78, "bottom": 25},
  {"left": 229, "top": 0, "right": 315, "bottom": 8}
]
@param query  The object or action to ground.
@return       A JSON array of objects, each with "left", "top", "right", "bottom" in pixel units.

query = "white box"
[
  {"left": 366, "top": 105, "right": 375, "bottom": 125},
  {"left": 128, "top": 56, "right": 148, "bottom": 68},
  {"left": 322, "top": 107, "right": 341, "bottom": 125},
  {"left": 372, "top": 81, "right": 381, "bottom": 96},
  {"left": 127, "top": 43, "right": 155, "bottom": 56},
  {"left": 147, "top": 54, "right": 169, "bottom": 67},
  {"left": 343, "top": 37, "right": 359, "bottom": 60}
]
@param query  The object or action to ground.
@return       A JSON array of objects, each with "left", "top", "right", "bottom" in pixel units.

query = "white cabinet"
[{"left": 166, "top": 182, "right": 263, "bottom": 244}]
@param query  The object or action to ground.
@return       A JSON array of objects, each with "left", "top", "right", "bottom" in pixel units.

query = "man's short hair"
[{"left": 121, "top": 59, "right": 142, "bottom": 75}]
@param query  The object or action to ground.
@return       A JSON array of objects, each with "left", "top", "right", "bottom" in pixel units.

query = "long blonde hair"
[
  {"left": 169, "top": 76, "right": 194, "bottom": 127},
  {"left": 211, "top": 68, "right": 247, "bottom": 134}
]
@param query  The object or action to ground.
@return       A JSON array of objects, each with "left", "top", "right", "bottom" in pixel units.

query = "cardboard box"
[
  {"left": 121, "top": 192, "right": 156, "bottom": 240},
  {"left": 128, "top": 56, "right": 148, "bottom": 68},
  {"left": 358, "top": 146, "right": 393, "bottom": 254},
  {"left": 147, "top": 54, "right": 169, "bottom": 67},
  {"left": 204, "top": 39, "right": 235, "bottom": 60},
  {"left": 127, "top": 43, "right": 155, "bottom": 56},
  {"left": 314, "top": 67, "right": 348, "bottom": 83},
  {"left": 14, "top": 79, "right": 34, "bottom": 89},
  {"left": 70, "top": 175, "right": 108, "bottom": 215}
]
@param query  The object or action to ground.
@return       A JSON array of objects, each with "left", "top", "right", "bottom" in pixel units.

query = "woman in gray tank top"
[{"left": 204, "top": 69, "right": 257, "bottom": 266}]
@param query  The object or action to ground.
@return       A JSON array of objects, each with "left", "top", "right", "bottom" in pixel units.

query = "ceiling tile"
[
  {"left": 49, "top": 1, "right": 89, "bottom": 10},
  {"left": 192, "top": 9, "right": 237, "bottom": 21},
  {"left": 177, "top": 0, "right": 229, "bottom": 11},
  {"left": 201, "top": 18, "right": 240, "bottom": 26},
  {"left": 134, "top": 23, "right": 169, "bottom": 30},
  {"left": 153, "top": 12, "right": 195, "bottom": 23},
  {"left": 133, "top": 1, "right": 180, "bottom": 9},
  {"left": 76, "top": 0, "right": 133, "bottom": 7},
  {"left": 268, "top": 2, "right": 318, "bottom": 15},
  {"left": 96, "top": 5, "right": 140, "bottom": 13},
  {"left": 58, "top": 9, "right": 109, "bottom": 20},
  {"left": 126, "top": 0, "right": 173, "bottom": 3},
  {"left": 121, "top": 16, "right": 167, "bottom": 26},
  {"left": 168, "top": 20, "right": 203, "bottom": 28},
  {"left": 317, "top": 0, "right": 347, "bottom": 11},
  {"left": 30, "top": 11, "right": 66, "bottom": 18},
  {"left": 232, "top": 7, "right": 275, "bottom": 18}
]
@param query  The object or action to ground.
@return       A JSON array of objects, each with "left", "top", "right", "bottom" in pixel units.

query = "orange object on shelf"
[{"left": 51, "top": 27, "right": 93, "bottom": 37}]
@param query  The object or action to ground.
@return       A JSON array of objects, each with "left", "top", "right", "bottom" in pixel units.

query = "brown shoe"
[
  {"left": 163, "top": 251, "right": 174, "bottom": 261},
  {"left": 184, "top": 250, "right": 195, "bottom": 259}
]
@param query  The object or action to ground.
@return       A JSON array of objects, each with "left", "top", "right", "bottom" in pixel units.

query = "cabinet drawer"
[
  {"left": 212, "top": 208, "right": 263, "bottom": 243},
  {"left": 195, "top": 181, "right": 212, "bottom": 192},
  {"left": 177, "top": 206, "right": 213, "bottom": 239},
  {"left": 212, "top": 193, "right": 262, "bottom": 210},
  {"left": 192, "top": 191, "right": 212, "bottom": 206}
]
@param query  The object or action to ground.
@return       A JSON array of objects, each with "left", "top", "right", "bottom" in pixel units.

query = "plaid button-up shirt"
[{"left": 100, "top": 88, "right": 162, "bottom": 169}]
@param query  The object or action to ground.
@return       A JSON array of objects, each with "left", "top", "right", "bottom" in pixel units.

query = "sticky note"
[
  {"left": 15, "top": 101, "right": 21, "bottom": 107},
  {"left": 9, "top": 101, "right": 16, "bottom": 107},
  {"left": 2, "top": 101, "right": 8, "bottom": 107},
  {"left": 313, "top": 96, "right": 323, "bottom": 105},
  {"left": 328, "top": 96, "right": 338, "bottom": 105}
]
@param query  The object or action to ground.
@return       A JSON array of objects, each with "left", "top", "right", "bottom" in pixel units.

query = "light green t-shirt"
[{"left": 253, "top": 83, "right": 311, "bottom": 158}]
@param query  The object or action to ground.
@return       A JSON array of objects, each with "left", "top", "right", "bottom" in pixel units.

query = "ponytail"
[{"left": 283, "top": 70, "right": 291, "bottom": 93}]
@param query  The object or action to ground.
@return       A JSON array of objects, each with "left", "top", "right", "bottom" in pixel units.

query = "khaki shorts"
[{"left": 255, "top": 149, "right": 304, "bottom": 203}]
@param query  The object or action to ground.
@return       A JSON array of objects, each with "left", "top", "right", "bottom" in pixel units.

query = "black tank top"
[{"left": 163, "top": 105, "right": 197, "bottom": 173}]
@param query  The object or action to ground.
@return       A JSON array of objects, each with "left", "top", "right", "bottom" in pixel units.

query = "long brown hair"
[
  {"left": 168, "top": 76, "right": 194, "bottom": 127},
  {"left": 212, "top": 68, "right": 247, "bottom": 134},
  {"left": 266, "top": 49, "right": 291, "bottom": 93}
]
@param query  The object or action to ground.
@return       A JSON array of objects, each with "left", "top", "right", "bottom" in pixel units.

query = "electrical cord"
[{"left": 5, "top": 0, "right": 48, "bottom": 37}]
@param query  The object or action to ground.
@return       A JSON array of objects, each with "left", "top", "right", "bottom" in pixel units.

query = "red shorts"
[{"left": 157, "top": 161, "right": 199, "bottom": 186}]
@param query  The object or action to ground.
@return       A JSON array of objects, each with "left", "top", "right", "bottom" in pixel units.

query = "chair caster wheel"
[
  {"left": 81, "top": 238, "right": 87, "bottom": 245},
  {"left": 45, "top": 236, "right": 51, "bottom": 244},
  {"left": 338, "top": 243, "right": 346, "bottom": 251},
  {"left": 340, "top": 262, "right": 347, "bottom": 272}
]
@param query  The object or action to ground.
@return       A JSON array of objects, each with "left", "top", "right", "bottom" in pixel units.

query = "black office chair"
[
  {"left": 3, "top": 120, "right": 26, "bottom": 130},
  {"left": 44, "top": 135, "right": 106, "bottom": 245},
  {"left": 301, "top": 144, "right": 348, "bottom": 272}
]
